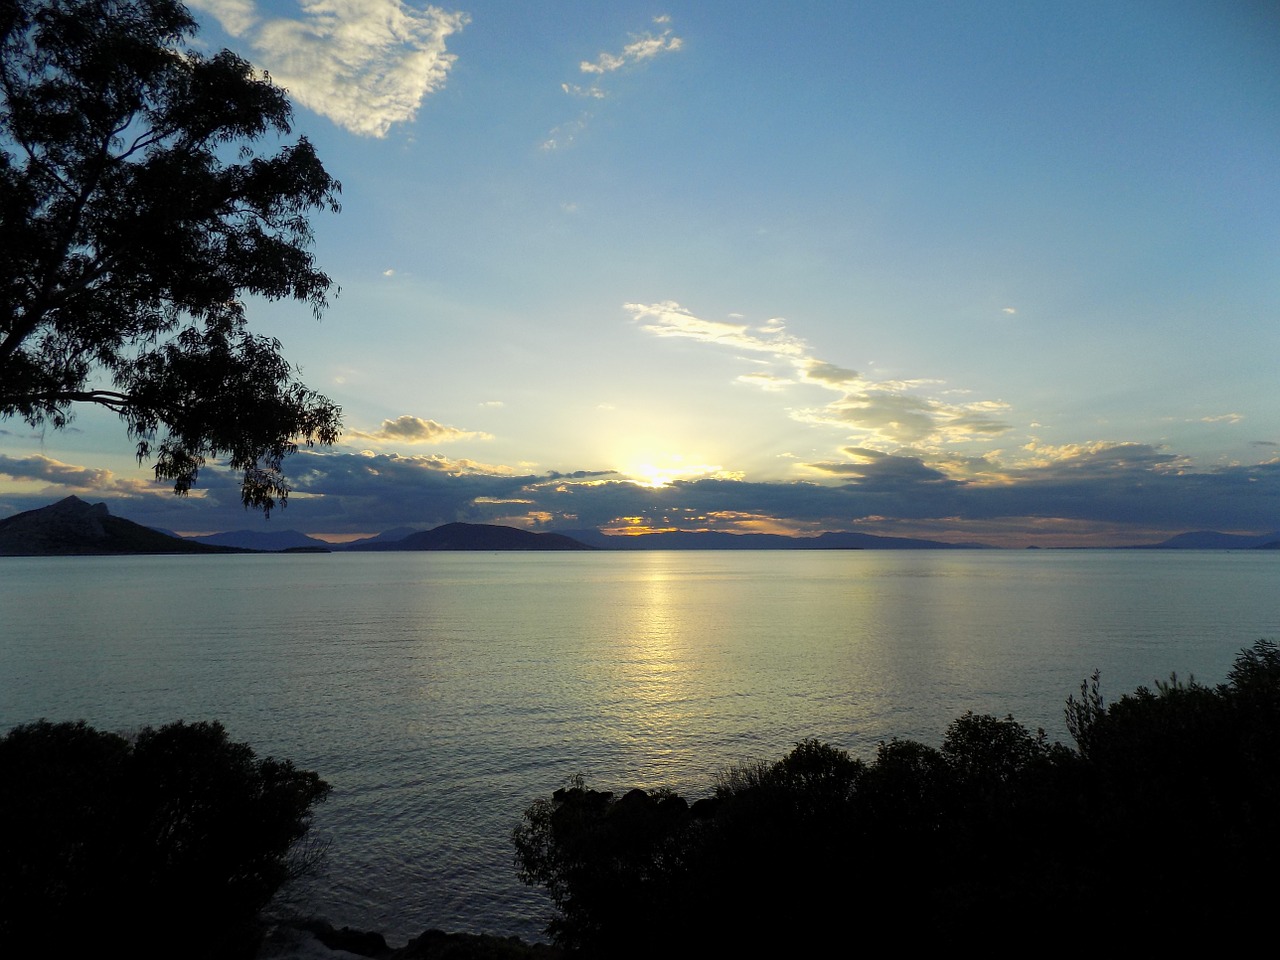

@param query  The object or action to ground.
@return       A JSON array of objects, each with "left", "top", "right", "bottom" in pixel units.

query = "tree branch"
[{"left": 2, "top": 389, "right": 138, "bottom": 416}]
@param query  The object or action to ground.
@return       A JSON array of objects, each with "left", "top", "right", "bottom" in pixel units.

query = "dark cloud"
[
  {"left": 808, "top": 448, "right": 961, "bottom": 488},
  {"left": 545, "top": 469, "right": 617, "bottom": 480},
  {"left": 4, "top": 443, "right": 1278, "bottom": 543},
  {"left": 0, "top": 453, "right": 134, "bottom": 491}
]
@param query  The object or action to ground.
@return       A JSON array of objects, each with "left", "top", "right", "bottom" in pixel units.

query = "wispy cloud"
[
  {"left": 191, "top": 0, "right": 468, "bottom": 137},
  {"left": 561, "top": 83, "right": 605, "bottom": 99},
  {"left": 345, "top": 415, "right": 491, "bottom": 444},
  {"left": 626, "top": 301, "right": 806, "bottom": 357},
  {"left": 578, "top": 16, "right": 683, "bottom": 74},
  {"left": 627, "top": 301, "right": 1013, "bottom": 449},
  {"left": 544, "top": 15, "right": 683, "bottom": 149},
  {"left": 541, "top": 114, "right": 589, "bottom": 151}
]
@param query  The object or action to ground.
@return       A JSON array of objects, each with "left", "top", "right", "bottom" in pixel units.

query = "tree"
[
  {"left": 0, "top": 0, "right": 342, "bottom": 513},
  {"left": 0, "top": 719, "right": 330, "bottom": 959}
]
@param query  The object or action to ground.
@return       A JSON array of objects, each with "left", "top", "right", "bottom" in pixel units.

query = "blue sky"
[{"left": 2, "top": 1, "right": 1277, "bottom": 545}]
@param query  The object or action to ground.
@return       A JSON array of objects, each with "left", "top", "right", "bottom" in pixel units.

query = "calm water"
[{"left": 1, "top": 550, "right": 1276, "bottom": 941}]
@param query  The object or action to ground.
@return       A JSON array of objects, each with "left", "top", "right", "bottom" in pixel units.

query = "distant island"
[{"left": 2, "top": 497, "right": 1278, "bottom": 556}]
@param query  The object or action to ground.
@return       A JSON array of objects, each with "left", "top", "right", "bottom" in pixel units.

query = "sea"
[{"left": 1, "top": 549, "right": 1276, "bottom": 944}]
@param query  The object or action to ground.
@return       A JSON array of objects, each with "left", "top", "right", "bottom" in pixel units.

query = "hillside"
[
  {"left": 186, "top": 529, "right": 332, "bottom": 552},
  {"left": 0, "top": 497, "right": 243, "bottom": 556},
  {"left": 1138, "top": 530, "right": 1280, "bottom": 549},
  {"left": 345, "top": 522, "right": 593, "bottom": 551}
]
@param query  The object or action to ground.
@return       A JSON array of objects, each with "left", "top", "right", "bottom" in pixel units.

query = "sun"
[
  {"left": 628, "top": 462, "right": 675, "bottom": 488},
  {"left": 622, "top": 456, "right": 724, "bottom": 488}
]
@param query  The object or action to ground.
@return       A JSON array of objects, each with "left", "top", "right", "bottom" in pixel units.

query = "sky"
[{"left": 2, "top": 0, "right": 1277, "bottom": 546}]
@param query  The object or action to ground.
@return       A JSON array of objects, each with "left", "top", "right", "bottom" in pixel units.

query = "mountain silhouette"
[
  {"left": 0, "top": 497, "right": 243, "bottom": 556},
  {"left": 345, "top": 521, "right": 593, "bottom": 551},
  {"left": 187, "top": 529, "right": 332, "bottom": 551}
]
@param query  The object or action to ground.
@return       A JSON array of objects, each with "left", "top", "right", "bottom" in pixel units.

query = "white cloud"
[
  {"left": 562, "top": 82, "right": 606, "bottom": 99},
  {"left": 625, "top": 301, "right": 806, "bottom": 358},
  {"left": 191, "top": 0, "right": 260, "bottom": 36},
  {"left": 629, "top": 300, "right": 1014, "bottom": 450},
  {"left": 580, "top": 18, "right": 683, "bottom": 74},
  {"left": 191, "top": 0, "right": 468, "bottom": 138},
  {"left": 547, "top": 15, "right": 682, "bottom": 148}
]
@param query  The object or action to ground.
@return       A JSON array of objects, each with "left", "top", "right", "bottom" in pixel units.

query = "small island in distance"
[{"left": 2, "top": 497, "right": 1279, "bottom": 557}]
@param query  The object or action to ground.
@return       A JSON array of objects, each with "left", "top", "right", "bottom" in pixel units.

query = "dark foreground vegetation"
[
  {"left": 0, "top": 720, "right": 328, "bottom": 959},
  {"left": 515, "top": 640, "right": 1280, "bottom": 953}
]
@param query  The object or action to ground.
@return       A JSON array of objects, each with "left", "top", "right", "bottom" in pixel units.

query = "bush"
[
  {"left": 0, "top": 719, "right": 329, "bottom": 959},
  {"left": 515, "top": 641, "right": 1280, "bottom": 951}
]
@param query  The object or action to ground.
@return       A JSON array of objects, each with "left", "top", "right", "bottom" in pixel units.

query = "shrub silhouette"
[
  {"left": 0, "top": 719, "right": 329, "bottom": 959},
  {"left": 516, "top": 641, "right": 1280, "bottom": 952}
]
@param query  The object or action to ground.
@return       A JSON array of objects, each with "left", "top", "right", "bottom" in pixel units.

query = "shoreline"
[{"left": 258, "top": 919, "right": 561, "bottom": 959}]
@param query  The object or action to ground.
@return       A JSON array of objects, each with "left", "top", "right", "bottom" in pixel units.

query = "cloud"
[
  {"left": 192, "top": 0, "right": 259, "bottom": 35},
  {"left": 800, "top": 359, "right": 860, "bottom": 387},
  {"left": 345, "top": 415, "right": 491, "bottom": 444},
  {"left": 736, "top": 371, "right": 793, "bottom": 392},
  {"left": 191, "top": 0, "right": 468, "bottom": 137},
  {"left": 629, "top": 301, "right": 1013, "bottom": 449},
  {"left": 0, "top": 454, "right": 158, "bottom": 497},
  {"left": 546, "top": 16, "right": 682, "bottom": 147},
  {"left": 10, "top": 443, "right": 1280, "bottom": 546},
  {"left": 1018, "top": 440, "right": 1185, "bottom": 475},
  {"left": 625, "top": 301, "right": 806, "bottom": 357},
  {"left": 806, "top": 448, "right": 962, "bottom": 489},
  {"left": 541, "top": 114, "right": 589, "bottom": 151},
  {"left": 561, "top": 82, "right": 605, "bottom": 99},
  {"left": 1197, "top": 413, "right": 1244, "bottom": 424},
  {"left": 579, "top": 17, "right": 683, "bottom": 74}
]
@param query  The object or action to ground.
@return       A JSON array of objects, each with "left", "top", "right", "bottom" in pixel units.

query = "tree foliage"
[
  {"left": 0, "top": 0, "right": 342, "bottom": 512},
  {"left": 0, "top": 719, "right": 329, "bottom": 959},
  {"left": 516, "top": 640, "right": 1280, "bottom": 952}
]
